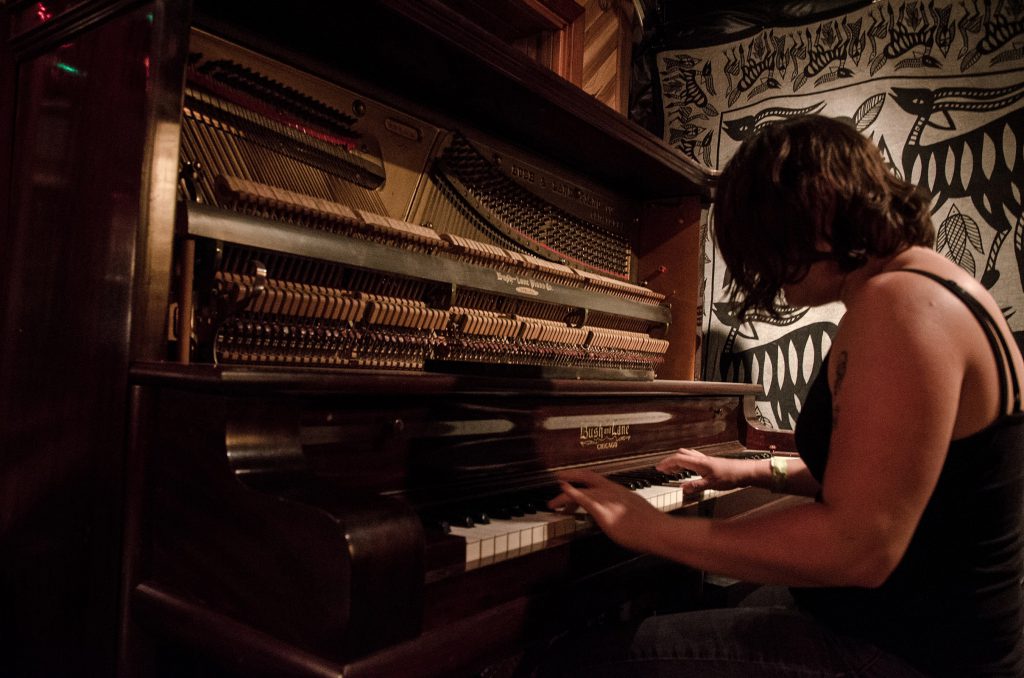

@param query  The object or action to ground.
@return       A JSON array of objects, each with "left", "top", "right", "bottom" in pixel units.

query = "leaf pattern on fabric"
[{"left": 937, "top": 204, "right": 984, "bottom": 274}]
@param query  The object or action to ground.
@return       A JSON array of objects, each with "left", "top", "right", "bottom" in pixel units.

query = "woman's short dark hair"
[{"left": 713, "top": 115, "right": 934, "bottom": 318}]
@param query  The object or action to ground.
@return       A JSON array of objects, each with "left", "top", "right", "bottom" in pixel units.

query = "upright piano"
[{"left": 0, "top": 1, "right": 795, "bottom": 676}]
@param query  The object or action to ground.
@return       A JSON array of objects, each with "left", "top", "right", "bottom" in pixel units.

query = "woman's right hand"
[{"left": 655, "top": 448, "right": 755, "bottom": 493}]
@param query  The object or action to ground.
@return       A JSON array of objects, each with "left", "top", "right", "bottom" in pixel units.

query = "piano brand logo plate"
[{"left": 579, "top": 424, "right": 631, "bottom": 450}]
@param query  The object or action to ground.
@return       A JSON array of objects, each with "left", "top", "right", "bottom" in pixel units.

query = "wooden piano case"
[{"left": 0, "top": 1, "right": 793, "bottom": 676}]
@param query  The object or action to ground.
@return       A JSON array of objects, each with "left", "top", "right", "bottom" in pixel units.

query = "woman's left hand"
[{"left": 548, "top": 468, "right": 667, "bottom": 552}]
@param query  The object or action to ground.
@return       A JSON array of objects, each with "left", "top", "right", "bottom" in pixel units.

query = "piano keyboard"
[{"left": 437, "top": 468, "right": 709, "bottom": 568}]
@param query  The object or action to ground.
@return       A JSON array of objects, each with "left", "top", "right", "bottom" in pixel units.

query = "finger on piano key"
[
  {"left": 633, "top": 484, "right": 684, "bottom": 511},
  {"left": 440, "top": 467, "right": 719, "bottom": 566}
]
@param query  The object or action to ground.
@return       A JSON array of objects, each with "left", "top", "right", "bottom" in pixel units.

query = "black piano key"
[
  {"left": 526, "top": 486, "right": 562, "bottom": 511},
  {"left": 650, "top": 468, "right": 694, "bottom": 481},
  {"left": 519, "top": 499, "right": 539, "bottom": 514},
  {"left": 638, "top": 471, "right": 671, "bottom": 485},
  {"left": 487, "top": 505, "right": 512, "bottom": 520},
  {"left": 607, "top": 474, "right": 643, "bottom": 490},
  {"left": 441, "top": 505, "right": 488, "bottom": 527},
  {"left": 613, "top": 472, "right": 653, "bottom": 487},
  {"left": 422, "top": 514, "right": 456, "bottom": 534},
  {"left": 489, "top": 503, "right": 525, "bottom": 518},
  {"left": 642, "top": 470, "right": 675, "bottom": 482},
  {"left": 446, "top": 514, "right": 476, "bottom": 528}
]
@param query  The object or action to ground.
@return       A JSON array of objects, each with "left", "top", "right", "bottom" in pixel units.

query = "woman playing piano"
[{"left": 547, "top": 115, "right": 1024, "bottom": 677}]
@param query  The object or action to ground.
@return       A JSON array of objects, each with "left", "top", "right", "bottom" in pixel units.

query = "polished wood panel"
[
  {"left": 438, "top": 0, "right": 585, "bottom": 86},
  {"left": 638, "top": 198, "right": 705, "bottom": 379},
  {"left": 0, "top": 3, "right": 187, "bottom": 675},
  {"left": 581, "top": 0, "right": 633, "bottom": 115}
]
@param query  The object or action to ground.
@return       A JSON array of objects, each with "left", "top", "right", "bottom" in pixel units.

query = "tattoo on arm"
[{"left": 832, "top": 350, "right": 848, "bottom": 430}]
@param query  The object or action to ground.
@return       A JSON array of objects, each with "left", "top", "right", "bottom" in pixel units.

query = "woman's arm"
[
  {"left": 552, "top": 279, "right": 962, "bottom": 588},
  {"left": 656, "top": 448, "right": 821, "bottom": 497}
]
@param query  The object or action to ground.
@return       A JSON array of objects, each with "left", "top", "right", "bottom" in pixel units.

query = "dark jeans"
[{"left": 536, "top": 588, "right": 927, "bottom": 677}]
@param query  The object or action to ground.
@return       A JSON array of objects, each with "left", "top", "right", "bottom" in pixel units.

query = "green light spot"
[{"left": 55, "top": 62, "right": 81, "bottom": 76}]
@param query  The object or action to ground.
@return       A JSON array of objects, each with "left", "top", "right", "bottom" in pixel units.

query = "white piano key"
[
  {"left": 451, "top": 519, "right": 539, "bottom": 563},
  {"left": 506, "top": 518, "right": 539, "bottom": 547},
  {"left": 449, "top": 526, "right": 491, "bottom": 561},
  {"left": 451, "top": 522, "right": 504, "bottom": 560},
  {"left": 504, "top": 516, "right": 552, "bottom": 547},
  {"left": 635, "top": 484, "right": 683, "bottom": 510},
  {"left": 530, "top": 510, "right": 579, "bottom": 537},
  {"left": 460, "top": 535, "right": 481, "bottom": 563}
]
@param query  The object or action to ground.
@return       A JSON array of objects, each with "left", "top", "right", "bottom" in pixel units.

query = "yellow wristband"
[{"left": 769, "top": 456, "right": 788, "bottom": 493}]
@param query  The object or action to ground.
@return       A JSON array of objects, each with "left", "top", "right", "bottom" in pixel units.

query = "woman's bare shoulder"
[{"left": 835, "top": 264, "right": 971, "bottom": 365}]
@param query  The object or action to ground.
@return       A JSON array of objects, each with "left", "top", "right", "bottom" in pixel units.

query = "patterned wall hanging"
[{"left": 656, "top": 0, "right": 1024, "bottom": 429}]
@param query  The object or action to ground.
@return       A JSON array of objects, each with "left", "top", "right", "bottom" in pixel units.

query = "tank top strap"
[{"left": 900, "top": 268, "right": 1021, "bottom": 415}]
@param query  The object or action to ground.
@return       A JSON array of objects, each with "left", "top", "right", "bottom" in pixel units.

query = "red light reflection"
[{"left": 35, "top": 3, "right": 53, "bottom": 22}]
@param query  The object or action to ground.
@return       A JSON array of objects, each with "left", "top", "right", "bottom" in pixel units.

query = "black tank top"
[{"left": 791, "top": 269, "right": 1024, "bottom": 677}]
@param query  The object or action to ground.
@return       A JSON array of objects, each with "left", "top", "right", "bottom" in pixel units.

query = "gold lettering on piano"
[
  {"left": 510, "top": 163, "right": 536, "bottom": 183},
  {"left": 579, "top": 424, "right": 631, "bottom": 450},
  {"left": 508, "top": 162, "right": 626, "bottom": 232},
  {"left": 495, "top": 271, "right": 554, "bottom": 293}
]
